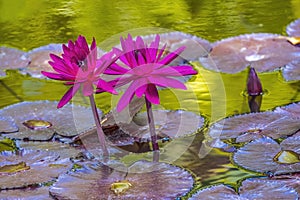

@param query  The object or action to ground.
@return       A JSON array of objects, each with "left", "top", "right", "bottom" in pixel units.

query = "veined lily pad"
[
  {"left": 0, "top": 101, "right": 100, "bottom": 141},
  {"left": 50, "top": 160, "right": 193, "bottom": 199},
  {"left": 286, "top": 18, "right": 300, "bottom": 37},
  {"left": 0, "top": 116, "right": 18, "bottom": 133},
  {"left": 207, "top": 111, "right": 300, "bottom": 143},
  {"left": 0, "top": 186, "right": 53, "bottom": 200},
  {"left": 119, "top": 110, "right": 205, "bottom": 142},
  {"left": 282, "top": 60, "right": 300, "bottom": 81},
  {"left": 233, "top": 135, "right": 300, "bottom": 175},
  {"left": 0, "top": 47, "right": 30, "bottom": 77},
  {"left": 275, "top": 102, "right": 300, "bottom": 119},
  {"left": 0, "top": 149, "right": 70, "bottom": 189},
  {"left": 199, "top": 33, "right": 300, "bottom": 73},
  {"left": 190, "top": 178, "right": 299, "bottom": 200}
]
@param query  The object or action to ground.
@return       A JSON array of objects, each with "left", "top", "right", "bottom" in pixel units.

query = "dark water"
[{"left": 1, "top": 0, "right": 300, "bottom": 196}]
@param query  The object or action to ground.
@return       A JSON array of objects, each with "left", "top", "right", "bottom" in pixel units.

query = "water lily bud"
[{"left": 247, "top": 67, "right": 263, "bottom": 96}]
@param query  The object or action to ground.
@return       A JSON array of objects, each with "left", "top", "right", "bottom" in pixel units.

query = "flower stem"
[
  {"left": 145, "top": 98, "right": 160, "bottom": 154},
  {"left": 89, "top": 95, "right": 109, "bottom": 158}
]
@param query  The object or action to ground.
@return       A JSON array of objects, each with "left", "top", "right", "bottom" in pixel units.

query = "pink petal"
[
  {"left": 154, "top": 66, "right": 197, "bottom": 76},
  {"left": 41, "top": 71, "right": 75, "bottom": 81},
  {"left": 145, "top": 84, "right": 160, "bottom": 104},
  {"left": 104, "top": 63, "right": 129, "bottom": 75},
  {"left": 82, "top": 82, "right": 94, "bottom": 96},
  {"left": 135, "top": 84, "right": 148, "bottom": 97},
  {"left": 116, "top": 78, "right": 147, "bottom": 112},
  {"left": 147, "top": 76, "right": 187, "bottom": 90},
  {"left": 57, "top": 84, "right": 80, "bottom": 108},
  {"left": 159, "top": 46, "right": 185, "bottom": 65},
  {"left": 96, "top": 79, "right": 118, "bottom": 94}
]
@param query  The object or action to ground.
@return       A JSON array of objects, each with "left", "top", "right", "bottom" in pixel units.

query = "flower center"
[{"left": 78, "top": 59, "right": 88, "bottom": 71}]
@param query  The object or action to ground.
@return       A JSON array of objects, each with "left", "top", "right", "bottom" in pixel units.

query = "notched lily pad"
[
  {"left": 286, "top": 18, "right": 300, "bottom": 37},
  {"left": 199, "top": 33, "right": 300, "bottom": 73},
  {"left": 207, "top": 111, "right": 300, "bottom": 143},
  {"left": 0, "top": 149, "right": 70, "bottom": 189},
  {"left": 50, "top": 160, "right": 194, "bottom": 199},
  {"left": 0, "top": 101, "right": 100, "bottom": 141},
  {"left": 233, "top": 135, "right": 300, "bottom": 175},
  {"left": 119, "top": 110, "right": 205, "bottom": 142},
  {"left": 190, "top": 178, "right": 299, "bottom": 200},
  {"left": 0, "top": 47, "right": 30, "bottom": 77}
]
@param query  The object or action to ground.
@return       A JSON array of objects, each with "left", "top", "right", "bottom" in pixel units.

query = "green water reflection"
[{"left": 1, "top": 0, "right": 300, "bottom": 195}]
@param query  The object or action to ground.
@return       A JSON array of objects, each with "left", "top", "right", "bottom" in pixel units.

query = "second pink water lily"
[{"left": 106, "top": 34, "right": 198, "bottom": 112}]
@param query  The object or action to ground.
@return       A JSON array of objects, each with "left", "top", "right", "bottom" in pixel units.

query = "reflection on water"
[{"left": 0, "top": 0, "right": 300, "bottom": 195}]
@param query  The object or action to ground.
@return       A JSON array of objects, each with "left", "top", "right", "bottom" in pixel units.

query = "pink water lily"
[
  {"left": 105, "top": 34, "right": 198, "bottom": 112},
  {"left": 42, "top": 35, "right": 117, "bottom": 108}
]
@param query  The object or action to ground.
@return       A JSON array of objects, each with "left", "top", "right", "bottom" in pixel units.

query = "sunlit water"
[{"left": 1, "top": 0, "right": 300, "bottom": 197}]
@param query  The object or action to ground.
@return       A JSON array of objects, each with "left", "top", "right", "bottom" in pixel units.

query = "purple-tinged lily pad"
[
  {"left": 199, "top": 33, "right": 300, "bottom": 73},
  {"left": 141, "top": 32, "right": 212, "bottom": 64},
  {"left": 0, "top": 116, "right": 18, "bottom": 133},
  {"left": 190, "top": 178, "right": 299, "bottom": 200},
  {"left": 0, "top": 101, "right": 100, "bottom": 141},
  {"left": 286, "top": 19, "right": 300, "bottom": 37},
  {"left": 0, "top": 149, "right": 70, "bottom": 189},
  {"left": 207, "top": 111, "right": 300, "bottom": 143},
  {"left": 119, "top": 110, "right": 205, "bottom": 142},
  {"left": 233, "top": 135, "right": 300, "bottom": 175},
  {"left": 17, "top": 141, "right": 82, "bottom": 160},
  {"left": 282, "top": 60, "right": 300, "bottom": 81},
  {"left": 0, "top": 47, "right": 30, "bottom": 77},
  {"left": 50, "top": 160, "right": 193, "bottom": 199},
  {"left": 275, "top": 102, "right": 300, "bottom": 119},
  {"left": 0, "top": 186, "right": 52, "bottom": 200}
]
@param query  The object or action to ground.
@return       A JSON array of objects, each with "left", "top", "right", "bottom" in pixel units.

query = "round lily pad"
[
  {"left": 0, "top": 186, "right": 53, "bottom": 200},
  {"left": 0, "top": 149, "right": 70, "bottom": 189},
  {"left": 21, "top": 44, "right": 63, "bottom": 78},
  {"left": 207, "top": 111, "right": 300, "bottom": 143},
  {"left": 199, "top": 33, "right": 300, "bottom": 73},
  {"left": 119, "top": 110, "right": 205, "bottom": 142},
  {"left": 50, "top": 160, "right": 193, "bottom": 199},
  {"left": 286, "top": 18, "right": 300, "bottom": 37},
  {"left": 0, "top": 101, "right": 100, "bottom": 141},
  {"left": 233, "top": 135, "right": 300, "bottom": 175},
  {"left": 0, "top": 116, "right": 18, "bottom": 133},
  {"left": 282, "top": 60, "right": 300, "bottom": 81},
  {"left": 0, "top": 47, "right": 30, "bottom": 77},
  {"left": 190, "top": 178, "right": 299, "bottom": 200}
]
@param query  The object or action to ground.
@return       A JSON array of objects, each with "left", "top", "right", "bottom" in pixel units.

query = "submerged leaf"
[
  {"left": 0, "top": 161, "right": 30, "bottom": 174},
  {"left": 0, "top": 138, "right": 17, "bottom": 152},
  {"left": 273, "top": 150, "right": 300, "bottom": 164}
]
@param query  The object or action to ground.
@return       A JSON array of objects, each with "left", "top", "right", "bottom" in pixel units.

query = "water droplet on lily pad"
[
  {"left": 110, "top": 180, "right": 132, "bottom": 195},
  {"left": 23, "top": 119, "right": 52, "bottom": 130},
  {"left": 273, "top": 150, "right": 300, "bottom": 164}
]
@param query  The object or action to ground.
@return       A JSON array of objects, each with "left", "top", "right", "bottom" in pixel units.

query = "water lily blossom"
[
  {"left": 107, "top": 34, "right": 198, "bottom": 154},
  {"left": 42, "top": 35, "right": 118, "bottom": 158}
]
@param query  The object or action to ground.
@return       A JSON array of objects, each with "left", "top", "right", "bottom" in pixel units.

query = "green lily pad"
[{"left": 0, "top": 138, "right": 17, "bottom": 152}]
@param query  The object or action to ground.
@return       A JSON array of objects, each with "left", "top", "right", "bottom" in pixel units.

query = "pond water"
[{"left": 1, "top": 0, "right": 300, "bottom": 199}]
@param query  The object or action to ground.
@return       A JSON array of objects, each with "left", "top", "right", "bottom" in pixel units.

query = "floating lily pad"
[
  {"left": 233, "top": 135, "right": 300, "bottom": 175},
  {"left": 0, "top": 186, "right": 53, "bottom": 200},
  {"left": 190, "top": 178, "right": 299, "bottom": 200},
  {"left": 0, "top": 116, "right": 18, "bottom": 133},
  {"left": 207, "top": 111, "right": 300, "bottom": 143},
  {"left": 0, "top": 101, "right": 100, "bottom": 141},
  {"left": 144, "top": 32, "right": 211, "bottom": 63},
  {"left": 199, "top": 33, "right": 300, "bottom": 73},
  {"left": 17, "top": 141, "right": 82, "bottom": 159},
  {"left": 0, "top": 149, "right": 70, "bottom": 189},
  {"left": 286, "top": 19, "right": 300, "bottom": 37},
  {"left": 50, "top": 160, "right": 193, "bottom": 199},
  {"left": 0, "top": 47, "right": 30, "bottom": 77},
  {"left": 119, "top": 110, "right": 205, "bottom": 142},
  {"left": 275, "top": 102, "right": 300, "bottom": 119},
  {"left": 282, "top": 60, "right": 300, "bottom": 81}
]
